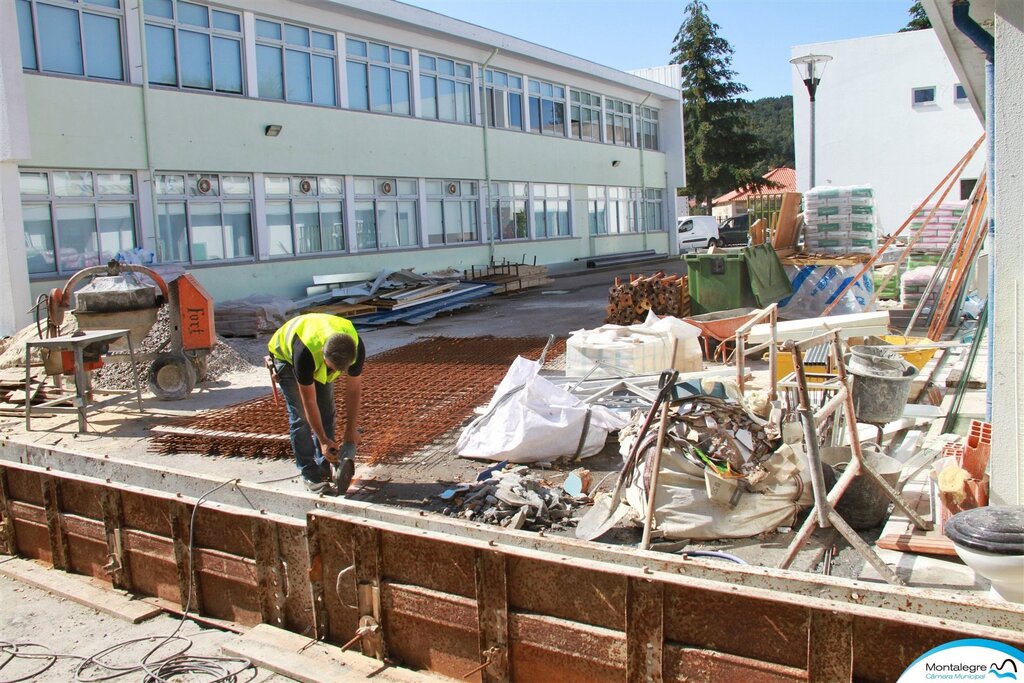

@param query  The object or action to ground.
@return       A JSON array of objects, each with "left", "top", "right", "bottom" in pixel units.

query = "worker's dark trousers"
[{"left": 273, "top": 360, "right": 336, "bottom": 484}]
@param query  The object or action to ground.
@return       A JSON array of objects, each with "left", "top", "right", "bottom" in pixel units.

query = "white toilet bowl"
[{"left": 945, "top": 506, "right": 1024, "bottom": 603}]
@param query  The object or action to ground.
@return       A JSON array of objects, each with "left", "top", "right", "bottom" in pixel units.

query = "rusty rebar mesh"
[{"left": 151, "top": 336, "right": 566, "bottom": 465}]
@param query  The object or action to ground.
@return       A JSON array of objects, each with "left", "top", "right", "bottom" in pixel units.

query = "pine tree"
[
  {"left": 670, "top": 0, "right": 770, "bottom": 214},
  {"left": 900, "top": 2, "right": 932, "bottom": 32}
]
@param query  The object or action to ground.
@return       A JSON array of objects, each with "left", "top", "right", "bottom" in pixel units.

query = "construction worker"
[{"left": 268, "top": 313, "right": 364, "bottom": 495}]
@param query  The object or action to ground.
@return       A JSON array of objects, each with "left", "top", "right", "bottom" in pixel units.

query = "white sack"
[{"left": 456, "top": 356, "right": 625, "bottom": 463}]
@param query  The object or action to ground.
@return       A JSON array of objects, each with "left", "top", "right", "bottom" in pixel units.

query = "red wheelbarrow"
[{"left": 684, "top": 307, "right": 759, "bottom": 361}]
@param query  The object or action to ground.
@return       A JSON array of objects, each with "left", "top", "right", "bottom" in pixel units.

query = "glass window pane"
[
  {"left": 290, "top": 176, "right": 315, "bottom": 194},
  {"left": 391, "top": 69, "right": 410, "bottom": 114},
  {"left": 188, "top": 173, "right": 219, "bottom": 196},
  {"left": 145, "top": 24, "right": 177, "bottom": 85},
  {"left": 533, "top": 200, "right": 545, "bottom": 238},
  {"left": 223, "top": 203, "right": 253, "bottom": 258},
  {"left": 37, "top": 4, "right": 84, "bottom": 75},
  {"left": 96, "top": 173, "right": 133, "bottom": 195},
  {"left": 266, "top": 201, "right": 293, "bottom": 256},
  {"left": 426, "top": 201, "right": 443, "bottom": 245},
  {"left": 462, "top": 201, "right": 477, "bottom": 241},
  {"left": 397, "top": 201, "right": 417, "bottom": 246},
  {"left": 98, "top": 204, "right": 136, "bottom": 262},
  {"left": 420, "top": 55, "right": 435, "bottom": 71},
  {"left": 156, "top": 202, "right": 187, "bottom": 262},
  {"left": 178, "top": 1, "right": 209, "bottom": 27},
  {"left": 23, "top": 205, "right": 55, "bottom": 274},
  {"left": 438, "top": 78, "right": 455, "bottom": 120},
  {"left": 354, "top": 201, "right": 376, "bottom": 249},
  {"left": 179, "top": 30, "right": 212, "bottom": 89},
  {"left": 55, "top": 204, "right": 98, "bottom": 271},
  {"left": 369, "top": 65, "right": 391, "bottom": 112},
  {"left": 354, "top": 178, "right": 374, "bottom": 195},
  {"left": 369, "top": 43, "right": 388, "bottom": 62},
  {"left": 437, "top": 58, "right": 454, "bottom": 76},
  {"left": 264, "top": 176, "right": 289, "bottom": 194},
  {"left": 398, "top": 180, "right": 417, "bottom": 195},
  {"left": 284, "top": 24, "right": 309, "bottom": 47},
  {"left": 320, "top": 201, "right": 344, "bottom": 251},
  {"left": 212, "top": 10, "right": 240, "bottom": 32},
  {"left": 509, "top": 92, "right": 522, "bottom": 129},
  {"left": 256, "top": 19, "right": 281, "bottom": 40},
  {"left": 391, "top": 49, "right": 409, "bottom": 66},
  {"left": 16, "top": 0, "right": 37, "bottom": 70},
  {"left": 311, "top": 55, "right": 336, "bottom": 106},
  {"left": 346, "top": 38, "right": 366, "bottom": 57},
  {"left": 456, "top": 63, "right": 471, "bottom": 79},
  {"left": 318, "top": 177, "right": 342, "bottom": 195},
  {"left": 376, "top": 203, "right": 398, "bottom": 248},
  {"left": 221, "top": 175, "right": 250, "bottom": 195},
  {"left": 286, "top": 49, "right": 312, "bottom": 102},
  {"left": 213, "top": 37, "right": 242, "bottom": 93},
  {"left": 54, "top": 171, "right": 93, "bottom": 197},
  {"left": 443, "top": 201, "right": 461, "bottom": 243},
  {"left": 456, "top": 82, "right": 471, "bottom": 123},
  {"left": 20, "top": 172, "right": 49, "bottom": 195},
  {"left": 346, "top": 61, "right": 368, "bottom": 109},
  {"left": 426, "top": 180, "right": 443, "bottom": 196},
  {"left": 156, "top": 174, "right": 184, "bottom": 195},
  {"left": 145, "top": 0, "right": 173, "bottom": 19},
  {"left": 294, "top": 201, "right": 320, "bottom": 253},
  {"left": 257, "top": 45, "right": 284, "bottom": 99},
  {"left": 420, "top": 76, "right": 437, "bottom": 119},
  {"left": 189, "top": 203, "right": 224, "bottom": 261},
  {"left": 312, "top": 31, "right": 334, "bottom": 51},
  {"left": 509, "top": 75, "right": 521, "bottom": 89},
  {"left": 529, "top": 96, "right": 541, "bottom": 131}
]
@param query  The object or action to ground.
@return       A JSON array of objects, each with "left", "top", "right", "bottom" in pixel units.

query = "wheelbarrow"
[{"left": 684, "top": 307, "right": 759, "bottom": 361}]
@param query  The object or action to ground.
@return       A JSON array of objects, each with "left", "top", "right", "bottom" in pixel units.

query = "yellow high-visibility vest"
[{"left": 268, "top": 314, "right": 359, "bottom": 384}]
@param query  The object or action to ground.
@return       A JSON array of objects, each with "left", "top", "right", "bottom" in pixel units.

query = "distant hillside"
[{"left": 746, "top": 95, "right": 794, "bottom": 174}]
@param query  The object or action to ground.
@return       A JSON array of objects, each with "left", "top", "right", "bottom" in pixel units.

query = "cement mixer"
[{"left": 44, "top": 260, "right": 216, "bottom": 400}]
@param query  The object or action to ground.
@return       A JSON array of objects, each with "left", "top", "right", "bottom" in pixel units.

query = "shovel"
[{"left": 576, "top": 369, "right": 678, "bottom": 541}]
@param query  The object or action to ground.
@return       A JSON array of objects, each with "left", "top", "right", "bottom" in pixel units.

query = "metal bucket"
[
  {"left": 821, "top": 445, "right": 903, "bottom": 530},
  {"left": 847, "top": 347, "right": 919, "bottom": 424}
]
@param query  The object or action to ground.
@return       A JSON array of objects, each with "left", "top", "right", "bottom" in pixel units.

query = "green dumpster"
[{"left": 683, "top": 245, "right": 792, "bottom": 315}]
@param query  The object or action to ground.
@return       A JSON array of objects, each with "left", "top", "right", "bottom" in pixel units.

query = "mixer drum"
[{"left": 74, "top": 275, "right": 157, "bottom": 312}]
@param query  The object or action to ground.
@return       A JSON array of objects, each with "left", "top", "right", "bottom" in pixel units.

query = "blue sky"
[{"left": 401, "top": 0, "right": 916, "bottom": 100}]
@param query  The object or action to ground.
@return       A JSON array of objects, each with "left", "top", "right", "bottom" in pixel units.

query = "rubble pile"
[
  {"left": 669, "top": 397, "right": 775, "bottom": 474},
  {"left": 438, "top": 465, "right": 590, "bottom": 531}
]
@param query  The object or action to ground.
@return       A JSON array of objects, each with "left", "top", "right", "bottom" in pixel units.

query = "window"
[
  {"left": 528, "top": 79, "right": 566, "bottom": 136},
  {"left": 605, "top": 98, "right": 634, "bottom": 147},
  {"left": 533, "top": 184, "right": 570, "bottom": 238},
  {"left": 420, "top": 53, "right": 473, "bottom": 123},
  {"left": 570, "top": 90, "right": 601, "bottom": 142},
  {"left": 587, "top": 186, "right": 607, "bottom": 235},
  {"left": 19, "top": 170, "right": 137, "bottom": 276},
  {"left": 155, "top": 172, "right": 253, "bottom": 263},
  {"left": 607, "top": 186, "right": 637, "bottom": 233},
  {"left": 954, "top": 83, "right": 969, "bottom": 103},
  {"left": 426, "top": 180, "right": 478, "bottom": 245},
  {"left": 255, "top": 18, "right": 336, "bottom": 106},
  {"left": 16, "top": 0, "right": 125, "bottom": 81},
  {"left": 346, "top": 38, "right": 411, "bottom": 115},
  {"left": 642, "top": 188, "right": 664, "bottom": 232},
  {"left": 144, "top": 0, "right": 243, "bottom": 94},
  {"left": 488, "top": 182, "right": 528, "bottom": 241},
  {"left": 960, "top": 178, "right": 978, "bottom": 201},
  {"left": 639, "top": 106, "right": 660, "bottom": 151},
  {"left": 482, "top": 68, "right": 524, "bottom": 130},
  {"left": 264, "top": 176, "right": 345, "bottom": 257},
  {"left": 353, "top": 178, "right": 418, "bottom": 250},
  {"left": 912, "top": 86, "right": 936, "bottom": 106}
]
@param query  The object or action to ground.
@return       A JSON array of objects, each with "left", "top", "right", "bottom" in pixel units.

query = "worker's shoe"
[
  {"left": 303, "top": 477, "right": 333, "bottom": 495},
  {"left": 332, "top": 458, "right": 355, "bottom": 496}
]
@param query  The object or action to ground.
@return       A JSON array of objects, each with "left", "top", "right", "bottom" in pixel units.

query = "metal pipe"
[
  {"left": 984, "top": 60, "right": 994, "bottom": 422},
  {"left": 480, "top": 49, "right": 499, "bottom": 264},
  {"left": 135, "top": 0, "right": 161, "bottom": 258},
  {"left": 952, "top": 1, "right": 994, "bottom": 62}
]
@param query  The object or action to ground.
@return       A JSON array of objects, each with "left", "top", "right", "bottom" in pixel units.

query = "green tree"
[
  {"left": 900, "top": 2, "right": 932, "bottom": 31},
  {"left": 747, "top": 96, "right": 795, "bottom": 172},
  {"left": 671, "top": 0, "right": 770, "bottom": 213}
]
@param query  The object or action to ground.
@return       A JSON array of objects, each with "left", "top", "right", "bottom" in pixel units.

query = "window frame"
[
  {"left": 16, "top": 0, "right": 127, "bottom": 82},
  {"left": 425, "top": 179, "right": 479, "bottom": 245},
  {"left": 154, "top": 171, "right": 255, "bottom": 264},
  {"left": 264, "top": 175, "right": 346, "bottom": 257},
  {"left": 143, "top": 0, "right": 245, "bottom": 95},
  {"left": 345, "top": 37, "right": 412, "bottom": 115},
  {"left": 605, "top": 98, "right": 635, "bottom": 147},
  {"left": 352, "top": 177, "right": 419, "bottom": 250},
  {"left": 606, "top": 185, "right": 638, "bottom": 234},
  {"left": 641, "top": 188, "right": 664, "bottom": 232},
  {"left": 954, "top": 83, "right": 969, "bottom": 103},
  {"left": 487, "top": 181, "right": 529, "bottom": 241},
  {"left": 639, "top": 106, "right": 660, "bottom": 151},
  {"left": 19, "top": 168, "right": 139, "bottom": 277},
  {"left": 528, "top": 78, "right": 567, "bottom": 137},
  {"left": 482, "top": 68, "right": 525, "bottom": 131},
  {"left": 912, "top": 86, "right": 937, "bottom": 107},
  {"left": 570, "top": 90, "right": 602, "bottom": 142},
  {"left": 419, "top": 53, "right": 474, "bottom": 124},
  {"left": 254, "top": 17, "right": 338, "bottom": 106},
  {"left": 532, "top": 183, "right": 571, "bottom": 238}
]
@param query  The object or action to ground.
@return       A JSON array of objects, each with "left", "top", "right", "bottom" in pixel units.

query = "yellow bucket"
[{"left": 879, "top": 335, "right": 938, "bottom": 370}]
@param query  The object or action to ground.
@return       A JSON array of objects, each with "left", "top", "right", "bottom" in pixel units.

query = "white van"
[{"left": 677, "top": 216, "right": 722, "bottom": 252}]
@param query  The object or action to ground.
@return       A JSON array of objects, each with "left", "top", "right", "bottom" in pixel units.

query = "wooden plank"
[
  {"left": 771, "top": 192, "right": 802, "bottom": 250},
  {"left": 877, "top": 534, "right": 958, "bottom": 557},
  {"left": 221, "top": 624, "right": 443, "bottom": 683},
  {"left": 0, "top": 556, "right": 163, "bottom": 623}
]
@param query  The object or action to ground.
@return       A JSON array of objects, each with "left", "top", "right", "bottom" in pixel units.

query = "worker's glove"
[{"left": 339, "top": 442, "right": 357, "bottom": 462}]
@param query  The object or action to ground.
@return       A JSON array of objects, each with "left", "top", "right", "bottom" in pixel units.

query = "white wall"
[
  {"left": 991, "top": 0, "right": 1024, "bottom": 506},
  {"left": 791, "top": 30, "right": 984, "bottom": 233}
]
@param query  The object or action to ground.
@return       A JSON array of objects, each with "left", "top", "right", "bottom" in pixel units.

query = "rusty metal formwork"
[
  {"left": 2, "top": 442, "right": 1023, "bottom": 683},
  {"left": 152, "top": 336, "right": 564, "bottom": 465}
]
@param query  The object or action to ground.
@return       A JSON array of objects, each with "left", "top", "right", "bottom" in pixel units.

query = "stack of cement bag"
[{"left": 802, "top": 185, "right": 878, "bottom": 254}]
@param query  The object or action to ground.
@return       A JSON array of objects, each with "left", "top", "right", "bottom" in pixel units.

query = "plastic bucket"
[
  {"left": 847, "top": 348, "right": 919, "bottom": 424},
  {"left": 821, "top": 445, "right": 903, "bottom": 530}
]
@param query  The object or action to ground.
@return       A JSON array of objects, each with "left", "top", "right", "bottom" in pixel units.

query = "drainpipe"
[
  {"left": 952, "top": 0, "right": 995, "bottom": 420},
  {"left": 136, "top": 1, "right": 161, "bottom": 259},
  {"left": 480, "top": 49, "right": 498, "bottom": 265},
  {"left": 637, "top": 94, "right": 650, "bottom": 252}
]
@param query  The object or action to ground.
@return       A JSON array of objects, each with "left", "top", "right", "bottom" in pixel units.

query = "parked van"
[{"left": 677, "top": 215, "right": 750, "bottom": 252}]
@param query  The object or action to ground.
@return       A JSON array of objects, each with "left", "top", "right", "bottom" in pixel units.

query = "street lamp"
[{"left": 790, "top": 53, "right": 832, "bottom": 189}]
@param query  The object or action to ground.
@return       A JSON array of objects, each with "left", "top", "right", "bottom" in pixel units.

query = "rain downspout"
[
  {"left": 480, "top": 49, "right": 498, "bottom": 265},
  {"left": 637, "top": 94, "right": 650, "bottom": 251},
  {"left": 952, "top": 0, "right": 995, "bottom": 420},
  {"left": 136, "top": 1, "right": 161, "bottom": 259}
]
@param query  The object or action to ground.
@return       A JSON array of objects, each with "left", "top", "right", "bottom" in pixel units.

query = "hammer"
[{"left": 265, "top": 356, "right": 281, "bottom": 407}]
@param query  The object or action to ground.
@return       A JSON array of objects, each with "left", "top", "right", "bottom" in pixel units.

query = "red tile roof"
[{"left": 713, "top": 167, "right": 797, "bottom": 205}]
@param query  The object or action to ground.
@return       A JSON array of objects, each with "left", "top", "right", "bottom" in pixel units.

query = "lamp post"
[{"left": 790, "top": 53, "right": 832, "bottom": 189}]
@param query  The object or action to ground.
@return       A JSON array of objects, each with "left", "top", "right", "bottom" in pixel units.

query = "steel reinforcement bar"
[{"left": 1, "top": 439, "right": 1022, "bottom": 682}]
